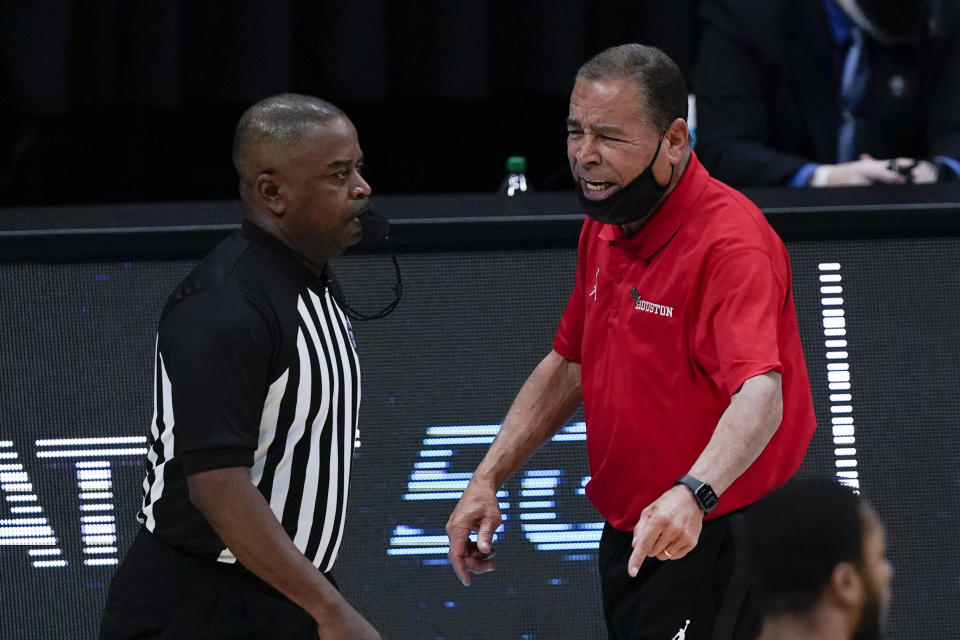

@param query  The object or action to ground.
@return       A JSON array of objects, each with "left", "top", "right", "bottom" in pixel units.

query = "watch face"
[
  {"left": 697, "top": 485, "right": 719, "bottom": 511},
  {"left": 676, "top": 475, "right": 719, "bottom": 513}
]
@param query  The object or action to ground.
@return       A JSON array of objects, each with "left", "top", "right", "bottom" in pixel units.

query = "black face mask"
[
  {"left": 359, "top": 208, "right": 391, "bottom": 243},
  {"left": 575, "top": 131, "right": 673, "bottom": 226}
]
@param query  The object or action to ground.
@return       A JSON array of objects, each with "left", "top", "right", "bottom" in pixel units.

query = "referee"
[{"left": 100, "top": 94, "right": 381, "bottom": 639}]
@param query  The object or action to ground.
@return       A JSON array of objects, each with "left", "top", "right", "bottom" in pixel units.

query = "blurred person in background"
[
  {"left": 692, "top": 0, "right": 960, "bottom": 187},
  {"left": 745, "top": 479, "right": 893, "bottom": 640}
]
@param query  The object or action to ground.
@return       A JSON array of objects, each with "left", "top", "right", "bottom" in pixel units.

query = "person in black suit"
[{"left": 691, "top": 0, "right": 960, "bottom": 187}]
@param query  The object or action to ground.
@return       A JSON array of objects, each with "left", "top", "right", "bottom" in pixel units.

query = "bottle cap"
[{"left": 506, "top": 156, "right": 527, "bottom": 172}]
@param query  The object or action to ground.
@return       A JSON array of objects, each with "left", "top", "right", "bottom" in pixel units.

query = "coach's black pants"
[
  {"left": 100, "top": 527, "right": 327, "bottom": 640},
  {"left": 599, "top": 510, "right": 759, "bottom": 640}
]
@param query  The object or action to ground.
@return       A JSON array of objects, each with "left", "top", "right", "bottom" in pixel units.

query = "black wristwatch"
[{"left": 674, "top": 474, "right": 719, "bottom": 514}]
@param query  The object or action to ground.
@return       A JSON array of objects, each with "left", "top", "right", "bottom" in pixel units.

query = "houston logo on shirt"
[{"left": 629, "top": 287, "right": 673, "bottom": 318}]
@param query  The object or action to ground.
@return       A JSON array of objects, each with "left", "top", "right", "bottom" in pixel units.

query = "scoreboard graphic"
[{"left": 2, "top": 240, "right": 959, "bottom": 639}]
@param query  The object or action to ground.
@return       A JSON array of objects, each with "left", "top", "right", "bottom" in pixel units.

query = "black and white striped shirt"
[{"left": 137, "top": 220, "right": 360, "bottom": 573}]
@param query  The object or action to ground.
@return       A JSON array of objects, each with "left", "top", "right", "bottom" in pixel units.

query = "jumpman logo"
[
  {"left": 589, "top": 267, "right": 599, "bottom": 301},
  {"left": 671, "top": 620, "right": 691, "bottom": 640}
]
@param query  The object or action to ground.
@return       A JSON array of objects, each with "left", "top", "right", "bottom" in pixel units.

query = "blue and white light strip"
[
  {"left": 0, "top": 441, "right": 65, "bottom": 567},
  {"left": 517, "top": 465, "right": 601, "bottom": 552},
  {"left": 34, "top": 436, "right": 147, "bottom": 459},
  {"left": 34, "top": 437, "right": 145, "bottom": 566},
  {"left": 390, "top": 422, "right": 600, "bottom": 562},
  {"left": 819, "top": 263, "right": 860, "bottom": 490},
  {"left": 75, "top": 462, "right": 119, "bottom": 565},
  {"left": 387, "top": 524, "right": 503, "bottom": 557},
  {"left": 403, "top": 424, "right": 502, "bottom": 504}
]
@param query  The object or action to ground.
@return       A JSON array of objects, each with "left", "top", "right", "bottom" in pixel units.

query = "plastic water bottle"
[{"left": 498, "top": 156, "right": 531, "bottom": 214}]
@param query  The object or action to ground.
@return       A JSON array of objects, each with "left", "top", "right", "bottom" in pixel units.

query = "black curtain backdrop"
[{"left": 0, "top": 0, "right": 698, "bottom": 205}]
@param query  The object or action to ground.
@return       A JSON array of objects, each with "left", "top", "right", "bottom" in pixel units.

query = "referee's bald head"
[{"left": 232, "top": 93, "right": 347, "bottom": 195}]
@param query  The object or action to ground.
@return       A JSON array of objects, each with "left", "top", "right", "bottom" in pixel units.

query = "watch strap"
[{"left": 674, "top": 474, "right": 718, "bottom": 514}]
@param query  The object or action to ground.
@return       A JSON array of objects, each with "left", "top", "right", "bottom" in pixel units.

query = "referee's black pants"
[
  {"left": 100, "top": 527, "right": 325, "bottom": 640},
  {"left": 599, "top": 510, "right": 759, "bottom": 640}
]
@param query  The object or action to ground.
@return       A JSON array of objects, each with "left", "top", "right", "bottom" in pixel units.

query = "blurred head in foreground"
[{"left": 745, "top": 479, "right": 893, "bottom": 640}]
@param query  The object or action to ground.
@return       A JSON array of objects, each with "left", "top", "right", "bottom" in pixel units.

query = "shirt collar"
[
  {"left": 597, "top": 150, "right": 709, "bottom": 261},
  {"left": 240, "top": 218, "right": 328, "bottom": 284}
]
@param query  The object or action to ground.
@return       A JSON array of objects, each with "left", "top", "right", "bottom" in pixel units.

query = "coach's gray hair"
[
  {"left": 232, "top": 93, "right": 346, "bottom": 183},
  {"left": 576, "top": 44, "right": 687, "bottom": 131}
]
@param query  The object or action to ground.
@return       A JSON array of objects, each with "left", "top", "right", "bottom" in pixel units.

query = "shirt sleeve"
[
  {"left": 553, "top": 222, "right": 589, "bottom": 362},
  {"left": 157, "top": 289, "right": 275, "bottom": 475},
  {"left": 789, "top": 163, "right": 819, "bottom": 187},
  {"left": 692, "top": 248, "right": 785, "bottom": 397},
  {"left": 934, "top": 155, "right": 960, "bottom": 181}
]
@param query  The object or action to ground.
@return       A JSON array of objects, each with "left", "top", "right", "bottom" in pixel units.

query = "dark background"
[
  {"left": 3, "top": 2, "right": 960, "bottom": 638},
  {"left": 0, "top": 0, "right": 700, "bottom": 205},
  {"left": 2, "top": 220, "right": 959, "bottom": 638}
]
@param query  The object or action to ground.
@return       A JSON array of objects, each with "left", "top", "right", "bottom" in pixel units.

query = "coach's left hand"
[{"left": 627, "top": 485, "right": 703, "bottom": 576}]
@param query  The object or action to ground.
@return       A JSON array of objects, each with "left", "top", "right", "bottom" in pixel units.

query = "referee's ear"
[{"left": 254, "top": 173, "right": 287, "bottom": 218}]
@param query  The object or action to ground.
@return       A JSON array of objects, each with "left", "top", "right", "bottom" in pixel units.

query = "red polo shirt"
[{"left": 553, "top": 152, "right": 816, "bottom": 530}]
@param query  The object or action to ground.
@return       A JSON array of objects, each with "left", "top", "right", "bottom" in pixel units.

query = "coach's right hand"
[{"left": 446, "top": 477, "right": 501, "bottom": 586}]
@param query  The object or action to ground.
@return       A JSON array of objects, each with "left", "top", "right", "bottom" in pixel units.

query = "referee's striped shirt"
[{"left": 136, "top": 220, "right": 361, "bottom": 573}]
